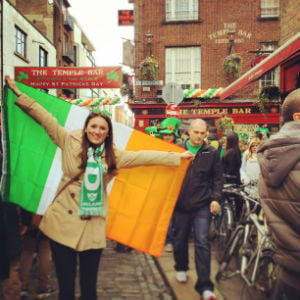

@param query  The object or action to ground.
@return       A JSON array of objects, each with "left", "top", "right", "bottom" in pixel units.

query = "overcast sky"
[{"left": 69, "top": 0, "right": 134, "bottom": 67}]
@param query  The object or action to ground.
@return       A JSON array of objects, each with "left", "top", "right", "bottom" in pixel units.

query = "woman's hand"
[
  {"left": 5, "top": 76, "right": 22, "bottom": 97},
  {"left": 180, "top": 151, "right": 195, "bottom": 160}
]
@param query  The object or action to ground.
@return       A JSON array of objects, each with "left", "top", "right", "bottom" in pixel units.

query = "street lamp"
[
  {"left": 145, "top": 32, "right": 153, "bottom": 56},
  {"left": 227, "top": 31, "right": 235, "bottom": 55}
]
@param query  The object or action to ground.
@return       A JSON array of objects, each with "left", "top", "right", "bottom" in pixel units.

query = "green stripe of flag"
[{"left": 1, "top": 82, "right": 80, "bottom": 213}]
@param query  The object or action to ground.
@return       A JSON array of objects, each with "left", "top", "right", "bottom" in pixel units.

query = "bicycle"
[
  {"left": 215, "top": 189, "right": 277, "bottom": 300},
  {"left": 214, "top": 183, "right": 240, "bottom": 262}
]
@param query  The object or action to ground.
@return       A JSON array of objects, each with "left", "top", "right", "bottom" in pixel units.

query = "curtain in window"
[
  {"left": 166, "top": 0, "right": 198, "bottom": 21},
  {"left": 165, "top": 47, "right": 201, "bottom": 88},
  {"left": 261, "top": 0, "right": 279, "bottom": 18}
]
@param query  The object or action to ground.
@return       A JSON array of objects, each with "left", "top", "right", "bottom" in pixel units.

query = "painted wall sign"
[
  {"left": 15, "top": 67, "right": 122, "bottom": 89},
  {"left": 208, "top": 23, "right": 252, "bottom": 44}
]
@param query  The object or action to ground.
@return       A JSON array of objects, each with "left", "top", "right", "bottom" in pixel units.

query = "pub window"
[
  {"left": 259, "top": 70, "right": 276, "bottom": 87},
  {"left": 166, "top": 0, "right": 198, "bottom": 22},
  {"left": 260, "top": 0, "right": 279, "bottom": 18},
  {"left": 39, "top": 47, "right": 48, "bottom": 67},
  {"left": 15, "top": 26, "right": 27, "bottom": 58},
  {"left": 165, "top": 46, "right": 201, "bottom": 89},
  {"left": 259, "top": 41, "right": 278, "bottom": 52}
]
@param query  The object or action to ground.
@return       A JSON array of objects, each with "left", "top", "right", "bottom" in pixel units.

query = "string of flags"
[
  {"left": 183, "top": 88, "right": 224, "bottom": 99},
  {"left": 61, "top": 96, "right": 121, "bottom": 107},
  {"left": 60, "top": 88, "right": 224, "bottom": 107}
]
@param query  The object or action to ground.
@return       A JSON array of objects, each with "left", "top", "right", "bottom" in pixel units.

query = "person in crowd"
[
  {"left": 18, "top": 209, "right": 55, "bottom": 298},
  {"left": 0, "top": 203, "right": 9, "bottom": 282},
  {"left": 222, "top": 131, "right": 242, "bottom": 185},
  {"left": 219, "top": 135, "right": 226, "bottom": 158},
  {"left": 257, "top": 89, "right": 300, "bottom": 300},
  {"left": 159, "top": 117, "right": 181, "bottom": 253},
  {"left": 0, "top": 114, "right": 9, "bottom": 282},
  {"left": 145, "top": 125, "right": 160, "bottom": 137},
  {"left": 238, "top": 133, "right": 249, "bottom": 156},
  {"left": 240, "top": 137, "right": 261, "bottom": 200},
  {"left": 206, "top": 126, "right": 221, "bottom": 154},
  {"left": 159, "top": 117, "right": 181, "bottom": 144},
  {"left": 179, "top": 129, "right": 189, "bottom": 143},
  {"left": 5, "top": 76, "right": 194, "bottom": 300},
  {"left": 172, "top": 119, "right": 223, "bottom": 300},
  {"left": 222, "top": 131, "right": 242, "bottom": 220},
  {"left": 256, "top": 123, "right": 270, "bottom": 139},
  {"left": 0, "top": 111, "right": 22, "bottom": 299}
]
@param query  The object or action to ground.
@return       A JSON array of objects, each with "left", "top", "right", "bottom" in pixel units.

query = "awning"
[{"left": 220, "top": 32, "right": 300, "bottom": 100}]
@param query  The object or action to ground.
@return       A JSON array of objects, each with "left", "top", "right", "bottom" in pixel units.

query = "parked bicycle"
[
  {"left": 214, "top": 183, "right": 240, "bottom": 262},
  {"left": 215, "top": 188, "right": 277, "bottom": 300}
]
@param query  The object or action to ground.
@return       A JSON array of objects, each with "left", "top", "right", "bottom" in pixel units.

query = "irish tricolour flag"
[{"left": 2, "top": 82, "right": 189, "bottom": 256}]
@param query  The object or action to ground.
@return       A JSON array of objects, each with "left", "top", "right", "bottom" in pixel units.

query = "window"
[
  {"left": 259, "top": 41, "right": 278, "bottom": 52},
  {"left": 39, "top": 47, "right": 48, "bottom": 67},
  {"left": 260, "top": 0, "right": 279, "bottom": 18},
  {"left": 15, "top": 26, "right": 27, "bottom": 57},
  {"left": 165, "top": 47, "right": 201, "bottom": 89},
  {"left": 260, "top": 70, "right": 276, "bottom": 87},
  {"left": 258, "top": 40, "right": 277, "bottom": 87},
  {"left": 166, "top": 0, "right": 198, "bottom": 22}
]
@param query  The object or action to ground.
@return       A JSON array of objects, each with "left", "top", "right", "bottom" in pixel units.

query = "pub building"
[
  {"left": 129, "top": 90, "right": 281, "bottom": 139},
  {"left": 130, "top": 1, "right": 299, "bottom": 140},
  {"left": 130, "top": 31, "right": 300, "bottom": 138}
]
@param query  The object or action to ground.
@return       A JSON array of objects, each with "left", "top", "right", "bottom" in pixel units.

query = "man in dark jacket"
[
  {"left": 173, "top": 119, "right": 223, "bottom": 300},
  {"left": 257, "top": 88, "right": 300, "bottom": 300}
]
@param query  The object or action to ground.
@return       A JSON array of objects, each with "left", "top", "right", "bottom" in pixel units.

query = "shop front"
[{"left": 130, "top": 101, "right": 280, "bottom": 138}]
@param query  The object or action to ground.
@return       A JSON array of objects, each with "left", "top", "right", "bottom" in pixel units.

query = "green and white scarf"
[{"left": 79, "top": 145, "right": 106, "bottom": 216}]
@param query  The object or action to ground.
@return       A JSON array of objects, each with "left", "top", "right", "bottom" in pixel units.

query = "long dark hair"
[
  {"left": 81, "top": 112, "right": 117, "bottom": 176},
  {"left": 224, "top": 131, "right": 241, "bottom": 166}
]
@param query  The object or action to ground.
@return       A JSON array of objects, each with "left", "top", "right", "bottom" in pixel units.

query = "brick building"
[
  {"left": 130, "top": 0, "right": 284, "bottom": 136},
  {"left": 3, "top": 0, "right": 98, "bottom": 99},
  {"left": 221, "top": 1, "right": 300, "bottom": 112}
]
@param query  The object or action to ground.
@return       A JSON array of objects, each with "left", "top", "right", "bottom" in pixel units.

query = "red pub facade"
[{"left": 129, "top": 0, "right": 299, "bottom": 137}]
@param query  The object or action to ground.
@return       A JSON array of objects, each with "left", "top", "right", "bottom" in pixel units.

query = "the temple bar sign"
[
  {"left": 118, "top": 10, "right": 134, "bottom": 26},
  {"left": 15, "top": 67, "right": 122, "bottom": 89}
]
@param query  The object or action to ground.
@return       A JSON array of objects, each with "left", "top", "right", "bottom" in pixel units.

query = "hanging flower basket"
[
  {"left": 254, "top": 85, "right": 280, "bottom": 113},
  {"left": 139, "top": 56, "right": 159, "bottom": 80},
  {"left": 216, "top": 116, "right": 234, "bottom": 133},
  {"left": 222, "top": 54, "right": 242, "bottom": 78}
]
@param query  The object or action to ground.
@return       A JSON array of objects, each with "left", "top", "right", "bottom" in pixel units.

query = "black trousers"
[{"left": 50, "top": 239, "right": 102, "bottom": 300}]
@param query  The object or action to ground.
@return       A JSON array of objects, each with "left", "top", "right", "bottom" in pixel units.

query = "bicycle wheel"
[
  {"left": 240, "top": 251, "right": 278, "bottom": 300},
  {"left": 208, "top": 213, "right": 219, "bottom": 241},
  {"left": 215, "top": 226, "right": 244, "bottom": 281},
  {"left": 215, "top": 203, "right": 234, "bottom": 262}
]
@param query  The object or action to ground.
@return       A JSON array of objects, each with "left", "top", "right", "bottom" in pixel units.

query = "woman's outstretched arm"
[{"left": 5, "top": 76, "right": 23, "bottom": 97}]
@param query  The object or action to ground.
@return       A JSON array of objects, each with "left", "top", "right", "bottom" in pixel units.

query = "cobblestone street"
[{"left": 0, "top": 240, "right": 174, "bottom": 300}]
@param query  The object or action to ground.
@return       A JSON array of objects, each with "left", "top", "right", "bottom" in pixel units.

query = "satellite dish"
[{"left": 162, "top": 82, "right": 183, "bottom": 105}]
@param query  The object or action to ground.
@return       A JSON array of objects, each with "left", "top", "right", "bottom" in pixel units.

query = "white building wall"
[
  {"left": 73, "top": 19, "right": 96, "bottom": 100},
  {"left": 3, "top": 1, "right": 56, "bottom": 95}
]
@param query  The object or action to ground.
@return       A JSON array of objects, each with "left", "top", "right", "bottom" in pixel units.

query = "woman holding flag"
[{"left": 4, "top": 76, "right": 194, "bottom": 300}]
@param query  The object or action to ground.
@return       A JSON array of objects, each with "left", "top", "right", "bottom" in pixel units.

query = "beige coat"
[{"left": 16, "top": 95, "right": 182, "bottom": 251}]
